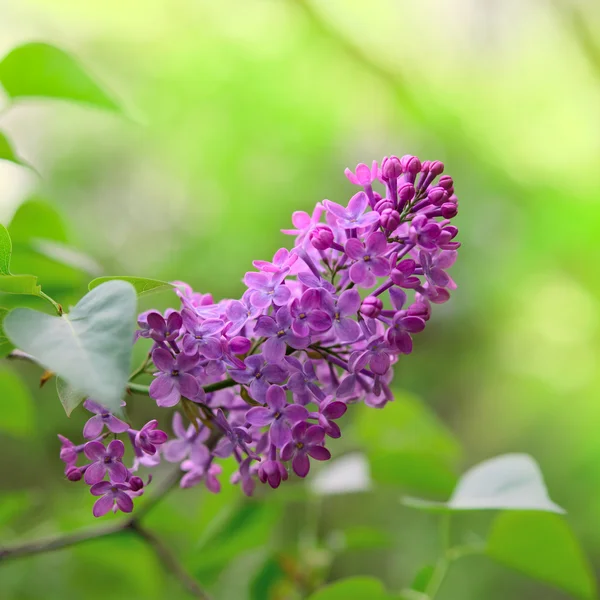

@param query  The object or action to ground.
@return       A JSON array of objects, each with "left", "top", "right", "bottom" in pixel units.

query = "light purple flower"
[
  {"left": 281, "top": 422, "right": 331, "bottom": 478},
  {"left": 246, "top": 385, "right": 308, "bottom": 448},
  {"left": 390, "top": 259, "right": 420, "bottom": 289},
  {"left": 281, "top": 203, "right": 325, "bottom": 246},
  {"left": 254, "top": 307, "right": 310, "bottom": 363},
  {"left": 229, "top": 354, "right": 288, "bottom": 403},
  {"left": 244, "top": 271, "right": 291, "bottom": 309},
  {"left": 316, "top": 396, "right": 347, "bottom": 439},
  {"left": 83, "top": 439, "right": 128, "bottom": 485},
  {"left": 225, "top": 290, "right": 262, "bottom": 335},
  {"left": 289, "top": 289, "right": 332, "bottom": 337},
  {"left": 135, "top": 420, "right": 168, "bottom": 455},
  {"left": 324, "top": 192, "right": 380, "bottom": 230},
  {"left": 213, "top": 409, "right": 254, "bottom": 458},
  {"left": 344, "top": 161, "right": 378, "bottom": 186},
  {"left": 145, "top": 310, "right": 183, "bottom": 343},
  {"left": 258, "top": 458, "right": 288, "bottom": 489},
  {"left": 90, "top": 481, "right": 134, "bottom": 517},
  {"left": 162, "top": 412, "right": 210, "bottom": 463},
  {"left": 149, "top": 348, "right": 203, "bottom": 407},
  {"left": 345, "top": 232, "right": 390, "bottom": 288},
  {"left": 253, "top": 247, "right": 298, "bottom": 274},
  {"left": 181, "top": 309, "right": 224, "bottom": 359},
  {"left": 349, "top": 337, "right": 393, "bottom": 376},
  {"left": 409, "top": 214, "right": 440, "bottom": 250},
  {"left": 323, "top": 288, "right": 361, "bottom": 343},
  {"left": 82, "top": 400, "right": 129, "bottom": 439},
  {"left": 181, "top": 461, "right": 222, "bottom": 491},
  {"left": 286, "top": 356, "right": 325, "bottom": 404}
]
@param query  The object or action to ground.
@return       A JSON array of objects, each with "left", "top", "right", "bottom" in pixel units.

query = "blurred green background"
[{"left": 1, "top": 0, "right": 600, "bottom": 598}]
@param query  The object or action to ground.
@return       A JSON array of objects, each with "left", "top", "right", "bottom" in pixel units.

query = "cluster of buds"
[{"left": 59, "top": 155, "right": 460, "bottom": 516}]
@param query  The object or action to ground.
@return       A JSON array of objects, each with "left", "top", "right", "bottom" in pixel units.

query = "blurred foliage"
[{"left": 2, "top": 0, "right": 600, "bottom": 599}]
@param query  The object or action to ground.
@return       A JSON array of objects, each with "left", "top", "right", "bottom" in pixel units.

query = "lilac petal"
[
  {"left": 213, "top": 437, "right": 234, "bottom": 458},
  {"left": 83, "top": 399, "right": 103, "bottom": 415},
  {"left": 93, "top": 495, "right": 114, "bottom": 517},
  {"left": 152, "top": 348, "right": 174, "bottom": 372},
  {"left": 397, "top": 331, "right": 413, "bottom": 354},
  {"left": 437, "top": 250, "right": 457, "bottom": 269},
  {"left": 293, "top": 453, "right": 310, "bottom": 477},
  {"left": 355, "top": 211, "right": 380, "bottom": 228},
  {"left": 336, "top": 375, "right": 357, "bottom": 398},
  {"left": 307, "top": 311, "right": 332, "bottom": 332},
  {"left": 270, "top": 418, "right": 292, "bottom": 448},
  {"left": 107, "top": 439, "right": 125, "bottom": 459},
  {"left": 229, "top": 368, "right": 255, "bottom": 385},
  {"left": 246, "top": 407, "right": 274, "bottom": 427},
  {"left": 266, "top": 385, "right": 287, "bottom": 412},
  {"left": 150, "top": 373, "right": 175, "bottom": 396},
  {"left": 322, "top": 401, "right": 347, "bottom": 419},
  {"left": 345, "top": 238, "right": 365, "bottom": 260},
  {"left": 148, "top": 430, "right": 168, "bottom": 445},
  {"left": 249, "top": 378, "right": 270, "bottom": 403},
  {"left": 349, "top": 261, "right": 371, "bottom": 287},
  {"left": 176, "top": 352, "right": 201, "bottom": 373},
  {"left": 262, "top": 363, "right": 288, "bottom": 383},
  {"left": 181, "top": 308, "right": 199, "bottom": 332},
  {"left": 275, "top": 306, "right": 292, "bottom": 328},
  {"left": 163, "top": 439, "right": 189, "bottom": 462},
  {"left": 114, "top": 491, "right": 134, "bottom": 513},
  {"left": 84, "top": 462, "right": 106, "bottom": 485},
  {"left": 106, "top": 415, "right": 130, "bottom": 434},
  {"left": 337, "top": 289, "right": 361, "bottom": 316},
  {"left": 272, "top": 285, "right": 291, "bottom": 306},
  {"left": 323, "top": 199, "right": 349, "bottom": 219},
  {"left": 307, "top": 446, "right": 331, "bottom": 461},
  {"left": 84, "top": 441, "right": 106, "bottom": 461},
  {"left": 254, "top": 316, "right": 278, "bottom": 337},
  {"left": 190, "top": 443, "right": 210, "bottom": 466},
  {"left": 349, "top": 350, "right": 370, "bottom": 373},
  {"left": 201, "top": 319, "right": 225, "bottom": 335},
  {"left": 199, "top": 338, "right": 223, "bottom": 359},
  {"left": 146, "top": 312, "right": 166, "bottom": 333},
  {"left": 285, "top": 333, "right": 310, "bottom": 350},
  {"left": 250, "top": 290, "right": 272, "bottom": 309},
  {"left": 167, "top": 311, "right": 183, "bottom": 332},
  {"left": 106, "top": 461, "right": 128, "bottom": 483},
  {"left": 287, "top": 372, "right": 307, "bottom": 394},
  {"left": 291, "top": 318, "right": 310, "bottom": 338},
  {"left": 389, "top": 287, "right": 407, "bottom": 310},
  {"left": 284, "top": 404, "right": 309, "bottom": 422},
  {"left": 90, "top": 481, "right": 112, "bottom": 496},
  {"left": 263, "top": 337, "right": 286, "bottom": 363},
  {"left": 284, "top": 355, "right": 303, "bottom": 371},
  {"left": 171, "top": 411, "right": 187, "bottom": 439},
  {"left": 402, "top": 316, "right": 426, "bottom": 333},
  {"left": 304, "top": 425, "right": 325, "bottom": 446},
  {"left": 334, "top": 318, "right": 360, "bottom": 343},
  {"left": 430, "top": 267, "right": 450, "bottom": 287},
  {"left": 155, "top": 385, "right": 181, "bottom": 408},
  {"left": 347, "top": 191, "right": 368, "bottom": 218},
  {"left": 370, "top": 352, "right": 390, "bottom": 375},
  {"left": 244, "top": 272, "right": 269, "bottom": 290},
  {"left": 280, "top": 441, "right": 295, "bottom": 462},
  {"left": 178, "top": 373, "right": 200, "bottom": 400},
  {"left": 365, "top": 231, "right": 387, "bottom": 255},
  {"left": 370, "top": 257, "right": 391, "bottom": 277},
  {"left": 83, "top": 415, "right": 104, "bottom": 439},
  {"left": 226, "top": 300, "right": 246, "bottom": 321},
  {"left": 292, "top": 210, "right": 311, "bottom": 228}
]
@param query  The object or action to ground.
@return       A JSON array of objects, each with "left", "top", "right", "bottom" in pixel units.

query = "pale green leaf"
[
  {"left": 89, "top": 276, "right": 176, "bottom": 297},
  {"left": 0, "top": 307, "right": 14, "bottom": 357},
  {"left": 0, "top": 274, "right": 41, "bottom": 295},
  {"left": 403, "top": 454, "right": 565, "bottom": 514},
  {"left": 56, "top": 377, "right": 86, "bottom": 417},
  {"left": 31, "top": 239, "right": 102, "bottom": 276},
  {"left": 0, "top": 131, "right": 30, "bottom": 169},
  {"left": 0, "top": 43, "right": 122, "bottom": 112},
  {"left": 0, "top": 367, "right": 34, "bottom": 437},
  {"left": 0, "top": 224, "right": 12, "bottom": 275},
  {"left": 9, "top": 198, "right": 68, "bottom": 243},
  {"left": 488, "top": 511, "right": 596, "bottom": 599},
  {"left": 308, "top": 577, "right": 394, "bottom": 600},
  {"left": 4, "top": 280, "right": 137, "bottom": 414}
]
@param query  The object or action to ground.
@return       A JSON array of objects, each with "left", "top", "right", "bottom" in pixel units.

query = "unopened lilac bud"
[
  {"left": 360, "top": 296, "right": 383, "bottom": 318},
  {"left": 60, "top": 446, "right": 77, "bottom": 464},
  {"left": 230, "top": 336, "right": 251, "bottom": 355},
  {"left": 398, "top": 182, "right": 415, "bottom": 203},
  {"left": 438, "top": 175, "right": 453, "bottom": 191},
  {"left": 430, "top": 160, "right": 444, "bottom": 176},
  {"left": 408, "top": 301, "right": 431, "bottom": 321},
  {"left": 401, "top": 155, "right": 421, "bottom": 175},
  {"left": 380, "top": 208, "right": 400, "bottom": 231},
  {"left": 427, "top": 186, "right": 448, "bottom": 206},
  {"left": 375, "top": 199, "right": 394, "bottom": 214},
  {"left": 66, "top": 466, "right": 82, "bottom": 482},
  {"left": 381, "top": 155, "right": 402, "bottom": 180},
  {"left": 129, "top": 476, "right": 144, "bottom": 491},
  {"left": 441, "top": 202, "right": 458, "bottom": 219},
  {"left": 310, "top": 225, "right": 334, "bottom": 250}
]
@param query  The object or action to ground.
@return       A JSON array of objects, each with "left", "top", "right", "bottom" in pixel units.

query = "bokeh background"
[{"left": 1, "top": 0, "right": 600, "bottom": 598}]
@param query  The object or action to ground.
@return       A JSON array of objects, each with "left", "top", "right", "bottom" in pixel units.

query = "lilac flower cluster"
[{"left": 59, "top": 155, "right": 459, "bottom": 516}]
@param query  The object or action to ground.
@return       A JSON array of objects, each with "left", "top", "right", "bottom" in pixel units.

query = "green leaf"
[
  {"left": 308, "top": 577, "right": 394, "bottom": 600},
  {"left": 410, "top": 565, "right": 435, "bottom": 594},
  {"left": 403, "top": 454, "right": 565, "bottom": 513},
  {"left": 0, "top": 43, "right": 122, "bottom": 112},
  {"left": 249, "top": 555, "right": 286, "bottom": 600},
  {"left": 0, "top": 367, "right": 34, "bottom": 437},
  {"left": 487, "top": 512, "right": 596, "bottom": 599},
  {"left": 0, "top": 274, "right": 41, "bottom": 295},
  {"left": 0, "top": 131, "right": 30, "bottom": 169},
  {"left": 9, "top": 198, "right": 68, "bottom": 244},
  {"left": 56, "top": 377, "right": 86, "bottom": 417},
  {"left": 4, "top": 280, "right": 137, "bottom": 414},
  {"left": 0, "top": 307, "right": 14, "bottom": 357},
  {"left": 89, "top": 276, "right": 175, "bottom": 297},
  {"left": 334, "top": 526, "right": 393, "bottom": 552},
  {"left": 0, "top": 224, "right": 12, "bottom": 275},
  {"left": 31, "top": 239, "right": 102, "bottom": 276}
]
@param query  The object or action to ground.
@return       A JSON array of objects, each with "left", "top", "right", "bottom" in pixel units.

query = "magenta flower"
[
  {"left": 135, "top": 420, "right": 168, "bottom": 455},
  {"left": 253, "top": 247, "right": 298, "bottom": 274},
  {"left": 90, "top": 481, "right": 133, "bottom": 517},
  {"left": 82, "top": 400, "right": 129, "bottom": 439},
  {"left": 281, "top": 422, "right": 331, "bottom": 477},
  {"left": 390, "top": 259, "right": 420, "bottom": 289},
  {"left": 180, "top": 309, "right": 225, "bottom": 359},
  {"left": 281, "top": 203, "right": 325, "bottom": 246},
  {"left": 145, "top": 310, "right": 183, "bottom": 343},
  {"left": 289, "top": 289, "right": 332, "bottom": 337},
  {"left": 149, "top": 348, "right": 202, "bottom": 407},
  {"left": 344, "top": 161, "right": 378, "bottom": 186},
  {"left": 345, "top": 232, "right": 390, "bottom": 288},
  {"left": 244, "top": 271, "right": 291, "bottom": 309},
  {"left": 83, "top": 439, "right": 128, "bottom": 485},
  {"left": 258, "top": 459, "right": 288, "bottom": 489},
  {"left": 246, "top": 385, "right": 308, "bottom": 448},
  {"left": 324, "top": 192, "right": 380, "bottom": 230},
  {"left": 409, "top": 214, "right": 440, "bottom": 250}
]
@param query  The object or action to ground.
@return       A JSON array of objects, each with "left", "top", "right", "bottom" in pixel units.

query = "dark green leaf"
[
  {"left": 0, "top": 367, "right": 34, "bottom": 437},
  {"left": 0, "top": 43, "right": 122, "bottom": 112},
  {"left": 403, "top": 454, "right": 564, "bottom": 514},
  {"left": 308, "top": 577, "right": 394, "bottom": 600},
  {"left": 487, "top": 511, "right": 596, "bottom": 599},
  {"left": 89, "top": 276, "right": 175, "bottom": 297},
  {"left": 4, "top": 280, "right": 137, "bottom": 414}
]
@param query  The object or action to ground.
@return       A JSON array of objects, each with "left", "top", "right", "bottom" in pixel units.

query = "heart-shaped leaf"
[
  {"left": 403, "top": 454, "right": 565, "bottom": 514},
  {"left": 89, "top": 276, "right": 176, "bottom": 297},
  {"left": 0, "top": 43, "right": 122, "bottom": 113},
  {"left": 487, "top": 512, "right": 596, "bottom": 599},
  {"left": 56, "top": 377, "right": 87, "bottom": 417},
  {"left": 4, "top": 280, "right": 137, "bottom": 414}
]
